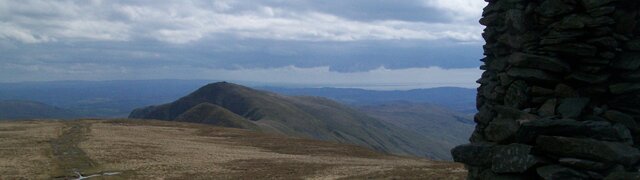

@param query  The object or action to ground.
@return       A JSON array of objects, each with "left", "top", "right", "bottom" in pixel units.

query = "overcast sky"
[{"left": 0, "top": 0, "right": 487, "bottom": 89}]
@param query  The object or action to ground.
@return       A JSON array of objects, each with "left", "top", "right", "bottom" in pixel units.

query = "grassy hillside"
[
  {"left": 357, "top": 102, "right": 475, "bottom": 158},
  {"left": 0, "top": 120, "right": 466, "bottom": 179},
  {"left": 130, "top": 82, "right": 455, "bottom": 159},
  {"left": 175, "top": 103, "right": 260, "bottom": 130},
  {"left": 261, "top": 86, "right": 477, "bottom": 115},
  {"left": 0, "top": 100, "right": 77, "bottom": 120}
]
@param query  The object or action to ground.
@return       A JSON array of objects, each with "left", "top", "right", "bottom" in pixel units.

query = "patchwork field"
[{"left": 0, "top": 119, "right": 466, "bottom": 179}]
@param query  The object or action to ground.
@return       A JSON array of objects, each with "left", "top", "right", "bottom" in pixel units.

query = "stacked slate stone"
[{"left": 452, "top": 0, "right": 640, "bottom": 179}]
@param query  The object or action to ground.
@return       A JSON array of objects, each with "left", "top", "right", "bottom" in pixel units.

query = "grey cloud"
[
  {"left": 0, "top": 0, "right": 485, "bottom": 43},
  {"left": 1, "top": 37, "right": 482, "bottom": 72},
  {"left": 0, "top": 0, "right": 486, "bottom": 86},
  {"left": 212, "top": 0, "right": 452, "bottom": 23}
]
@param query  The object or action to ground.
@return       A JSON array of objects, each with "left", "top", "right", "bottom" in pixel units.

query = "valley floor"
[{"left": 0, "top": 119, "right": 466, "bottom": 179}]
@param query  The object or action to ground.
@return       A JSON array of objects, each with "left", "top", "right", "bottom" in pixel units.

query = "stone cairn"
[{"left": 451, "top": 0, "right": 640, "bottom": 179}]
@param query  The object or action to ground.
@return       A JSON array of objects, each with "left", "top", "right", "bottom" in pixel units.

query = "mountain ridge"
[
  {"left": 0, "top": 80, "right": 476, "bottom": 118},
  {"left": 130, "top": 82, "right": 455, "bottom": 159},
  {"left": 260, "top": 86, "right": 477, "bottom": 115}
]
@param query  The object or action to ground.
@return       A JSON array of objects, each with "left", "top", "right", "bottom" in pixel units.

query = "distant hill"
[
  {"left": 260, "top": 86, "right": 477, "bottom": 115},
  {"left": 0, "top": 100, "right": 77, "bottom": 120},
  {"left": 0, "top": 80, "right": 476, "bottom": 117},
  {"left": 356, "top": 102, "right": 474, "bottom": 155},
  {"left": 0, "top": 80, "right": 211, "bottom": 117},
  {"left": 130, "top": 82, "right": 458, "bottom": 160}
]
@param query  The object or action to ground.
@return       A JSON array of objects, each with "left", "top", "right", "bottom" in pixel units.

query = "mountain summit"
[{"left": 130, "top": 82, "right": 453, "bottom": 159}]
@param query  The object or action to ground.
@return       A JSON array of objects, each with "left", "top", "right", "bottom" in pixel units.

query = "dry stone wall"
[{"left": 452, "top": 0, "right": 640, "bottom": 179}]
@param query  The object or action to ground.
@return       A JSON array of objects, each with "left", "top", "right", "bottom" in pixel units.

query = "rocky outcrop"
[{"left": 453, "top": 0, "right": 640, "bottom": 179}]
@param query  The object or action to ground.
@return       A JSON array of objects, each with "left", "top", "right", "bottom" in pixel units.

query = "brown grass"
[
  {"left": 0, "top": 119, "right": 467, "bottom": 179},
  {"left": 0, "top": 121, "right": 61, "bottom": 179}
]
